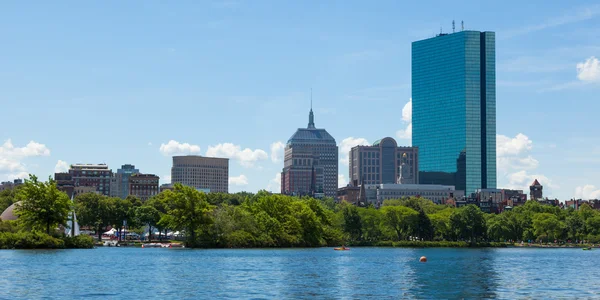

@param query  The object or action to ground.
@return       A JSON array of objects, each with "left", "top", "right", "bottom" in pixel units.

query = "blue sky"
[{"left": 1, "top": 1, "right": 599, "bottom": 200}]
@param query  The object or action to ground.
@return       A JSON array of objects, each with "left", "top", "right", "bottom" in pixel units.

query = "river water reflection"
[{"left": 1, "top": 247, "right": 598, "bottom": 299}]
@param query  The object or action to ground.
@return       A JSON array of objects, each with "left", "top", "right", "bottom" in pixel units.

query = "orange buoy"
[{"left": 419, "top": 256, "right": 427, "bottom": 262}]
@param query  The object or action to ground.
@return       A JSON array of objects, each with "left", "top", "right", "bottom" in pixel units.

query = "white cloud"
[
  {"left": 497, "top": 133, "right": 532, "bottom": 156},
  {"left": 229, "top": 174, "right": 249, "bottom": 186},
  {"left": 206, "top": 143, "right": 268, "bottom": 167},
  {"left": 159, "top": 140, "right": 201, "bottom": 156},
  {"left": 506, "top": 171, "right": 557, "bottom": 192},
  {"left": 396, "top": 98, "right": 412, "bottom": 145},
  {"left": 161, "top": 174, "right": 171, "bottom": 184},
  {"left": 0, "top": 139, "right": 50, "bottom": 180},
  {"left": 339, "top": 137, "right": 369, "bottom": 166},
  {"left": 577, "top": 56, "right": 600, "bottom": 82},
  {"left": 338, "top": 174, "right": 348, "bottom": 188},
  {"left": 54, "top": 160, "right": 69, "bottom": 173},
  {"left": 575, "top": 185, "right": 600, "bottom": 200},
  {"left": 270, "top": 141, "right": 285, "bottom": 163},
  {"left": 496, "top": 133, "right": 555, "bottom": 195},
  {"left": 266, "top": 173, "right": 281, "bottom": 193}
]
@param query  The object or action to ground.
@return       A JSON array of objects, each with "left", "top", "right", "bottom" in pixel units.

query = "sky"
[{"left": 1, "top": 1, "right": 599, "bottom": 200}]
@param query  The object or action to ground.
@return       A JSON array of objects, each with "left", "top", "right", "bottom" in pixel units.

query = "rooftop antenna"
[
  {"left": 310, "top": 88, "right": 313, "bottom": 110},
  {"left": 452, "top": 20, "right": 455, "bottom": 33},
  {"left": 461, "top": 20, "right": 464, "bottom": 31}
]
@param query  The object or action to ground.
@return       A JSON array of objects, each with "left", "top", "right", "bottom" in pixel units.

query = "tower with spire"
[
  {"left": 529, "top": 179, "right": 543, "bottom": 200},
  {"left": 280, "top": 91, "right": 338, "bottom": 198}
]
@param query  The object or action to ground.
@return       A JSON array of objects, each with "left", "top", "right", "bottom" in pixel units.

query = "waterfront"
[{"left": 1, "top": 247, "right": 599, "bottom": 299}]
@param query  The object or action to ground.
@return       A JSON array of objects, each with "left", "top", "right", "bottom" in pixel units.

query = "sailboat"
[{"left": 64, "top": 194, "right": 80, "bottom": 236}]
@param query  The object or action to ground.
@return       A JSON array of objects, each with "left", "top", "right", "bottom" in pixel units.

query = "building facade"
[
  {"left": 0, "top": 179, "right": 23, "bottom": 192},
  {"left": 171, "top": 156, "right": 229, "bottom": 193},
  {"left": 110, "top": 164, "right": 139, "bottom": 199},
  {"left": 363, "top": 184, "right": 464, "bottom": 207},
  {"left": 281, "top": 107, "right": 338, "bottom": 198},
  {"left": 412, "top": 30, "right": 496, "bottom": 194},
  {"left": 129, "top": 173, "right": 159, "bottom": 201},
  {"left": 349, "top": 137, "right": 418, "bottom": 186},
  {"left": 68, "top": 164, "right": 113, "bottom": 196}
]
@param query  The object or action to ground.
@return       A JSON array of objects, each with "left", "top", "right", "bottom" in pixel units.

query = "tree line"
[{"left": 2, "top": 175, "right": 600, "bottom": 248}]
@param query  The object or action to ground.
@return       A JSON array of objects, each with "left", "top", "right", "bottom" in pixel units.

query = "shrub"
[
  {"left": 0, "top": 231, "right": 64, "bottom": 249},
  {"left": 63, "top": 235, "right": 94, "bottom": 249}
]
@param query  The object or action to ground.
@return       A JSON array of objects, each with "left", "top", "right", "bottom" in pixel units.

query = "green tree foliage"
[
  {"left": 380, "top": 206, "right": 418, "bottom": 241},
  {"left": 0, "top": 185, "right": 21, "bottom": 213},
  {"left": 75, "top": 193, "right": 115, "bottom": 240},
  {"left": 342, "top": 203, "right": 362, "bottom": 242},
  {"left": 450, "top": 205, "right": 487, "bottom": 242},
  {"left": 15, "top": 175, "right": 71, "bottom": 235},
  {"left": 135, "top": 206, "right": 160, "bottom": 241}
]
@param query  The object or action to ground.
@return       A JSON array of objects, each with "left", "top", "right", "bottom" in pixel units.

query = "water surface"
[{"left": 1, "top": 247, "right": 598, "bottom": 299}]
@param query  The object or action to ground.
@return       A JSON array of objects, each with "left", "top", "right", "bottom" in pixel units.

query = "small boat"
[
  {"left": 334, "top": 247, "right": 350, "bottom": 251},
  {"left": 142, "top": 243, "right": 162, "bottom": 248},
  {"left": 583, "top": 247, "right": 592, "bottom": 250}
]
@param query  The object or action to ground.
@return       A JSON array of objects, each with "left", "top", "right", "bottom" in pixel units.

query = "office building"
[
  {"left": 69, "top": 164, "right": 113, "bottom": 196},
  {"left": 412, "top": 29, "right": 496, "bottom": 194},
  {"left": 129, "top": 173, "right": 159, "bottom": 201},
  {"left": 171, "top": 155, "right": 229, "bottom": 193},
  {"left": 0, "top": 179, "right": 23, "bottom": 192},
  {"left": 281, "top": 106, "right": 338, "bottom": 198},
  {"left": 349, "top": 137, "right": 418, "bottom": 186},
  {"left": 109, "top": 164, "right": 140, "bottom": 199},
  {"left": 363, "top": 184, "right": 464, "bottom": 207}
]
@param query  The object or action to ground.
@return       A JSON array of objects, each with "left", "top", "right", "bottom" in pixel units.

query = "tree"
[
  {"left": 75, "top": 193, "right": 115, "bottom": 241},
  {"left": 341, "top": 204, "right": 362, "bottom": 242},
  {"left": 532, "top": 213, "right": 564, "bottom": 242},
  {"left": 380, "top": 206, "right": 418, "bottom": 241},
  {"left": 159, "top": 184, "right": 213, "bottom": 247},
  {"left": 135, "top": 206, "right": 160, "bottom": 241},
  {"left": 0, "top": 185, "right": 21, "bottom": 213},
  {"left": 15, "top": 175, "right": 71, "bottom": 235},
  {"left": 450, "top": 205, "right": 486, "bottom": 242},
  {"left": 414, "top": 208, "right": 434, "bottom": 241}
]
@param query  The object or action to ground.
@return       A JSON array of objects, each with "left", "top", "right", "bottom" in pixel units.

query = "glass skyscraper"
[{"left": 412, "top": 30, "right": 496, "bottom": 194}]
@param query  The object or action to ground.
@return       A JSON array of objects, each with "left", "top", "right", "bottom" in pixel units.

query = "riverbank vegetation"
[{"left": 2, "top": 175, "right": 600, "bottom": 249}]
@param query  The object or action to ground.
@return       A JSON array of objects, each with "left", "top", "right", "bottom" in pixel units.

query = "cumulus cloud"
[
  {"left": 229, "top": 174, "right": 249, "bottom": 186},
  {"left": 159, "top": 140, "right": 201, "bottom": 156},
  {"left": 577, "top": 56, "right": 600, "bottom": 82},
  {"left": 339, "top": 137, "right": 369, "bottom": 166},
  {"left": 266, "top": 173, "right": 281, "bottom": 192},
  {"left": 270, "top": 141, "right": 285, "bottom": 163},
  {"left": 0, "top": 139, "right": 50, "bottom": 180},
  {"left": 575, "top": 185, "right": 600, "bottom": 200},
  {"left": 161, "top": 174, "right": 172, "bottom": 184},
  {"left": 496, "top": 133, "right": 555, "bottom": 194},
  {"left": 497, "top": 133, "right": 533, "bottom": 156},
  {"left": 338, "top": 174, "right": 348, "bottom": 188},
  {"left": 206, "top": 143, "right": 268, "bottom": 167},
  {"left": 54, "top": 160, "right": 69, "bottom": 173},
  {"left": 506, "top": 171, "right": 557, "bottom": 192},
  {"left": 396, "top": 98, "right": 412, "bottom": 144}
]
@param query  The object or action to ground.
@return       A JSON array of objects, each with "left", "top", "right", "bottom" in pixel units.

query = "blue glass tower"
[{"left": 412, "top": 30, "right": 496, "bottom": 194}]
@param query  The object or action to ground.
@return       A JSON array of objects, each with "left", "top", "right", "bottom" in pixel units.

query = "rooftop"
[{"left": 287, "top": 108, "right": 336, "bottom": 145}]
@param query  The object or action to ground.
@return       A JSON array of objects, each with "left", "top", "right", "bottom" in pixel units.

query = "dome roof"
[{"left": 0, "top": 201, "right": 21, "bottom": 221}]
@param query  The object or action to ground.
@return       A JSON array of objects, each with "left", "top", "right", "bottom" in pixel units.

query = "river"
[{"left": 1, "top": 247, "right": 598, "bottom": 299}]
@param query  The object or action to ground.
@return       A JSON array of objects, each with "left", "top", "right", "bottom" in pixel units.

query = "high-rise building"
[
  {"left": 129, "top": 173, "right": 159, "bottom": 201},
  {"left": 68, "top": 164, "right": 113, "bottom": 196},
  {"left": 412, "top": 29, "right": 496, "bottom": 194},
  {"left": 109, "top": 164, "right": 140, "bottom": 199},
  {"left": 281, "top": 106, "right": 338, "bottom": 198},
  {"left": 348, "top": 137, "right": 418, "bottom": 186},
  {"left": 171, "top": 155, "right": 229, "bottom": 193}
]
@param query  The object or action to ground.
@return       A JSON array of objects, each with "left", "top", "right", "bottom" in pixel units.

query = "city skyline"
[{"left": 1, "top": 1, "right": 600, "bottom": 200}]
